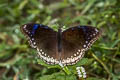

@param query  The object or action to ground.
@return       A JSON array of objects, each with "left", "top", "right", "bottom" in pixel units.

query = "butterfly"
[{"left": 20, "top": 23, "right": 101, "bottom": 65}]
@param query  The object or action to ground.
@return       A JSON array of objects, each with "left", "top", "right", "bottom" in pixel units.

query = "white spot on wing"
[
  {"left": 23, "top": 25, "right": 27, "bottom": 29},
  {"left": 95, "top": 29, "right": 98, "bottom": 32},
  {"left": 83, "top": 45, "right": 86, "bottom": 48},
  {"left": 86, "top": 41, "right": 88, "bottom": 43}
]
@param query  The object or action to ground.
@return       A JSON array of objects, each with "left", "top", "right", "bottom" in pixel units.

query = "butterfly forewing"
[
  {"left": 21, "top": 23, "right": 59, "bottom": 64},
  {"left": 61, "top": 26, "right": 101, "bottom": 65}
]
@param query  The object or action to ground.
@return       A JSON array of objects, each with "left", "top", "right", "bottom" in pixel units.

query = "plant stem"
[
  {"left": 63, "top": 66, "right": 71, "bottom": 75},
  {"left": 91, "top": 53, "right": 112, "bottom": 77}
]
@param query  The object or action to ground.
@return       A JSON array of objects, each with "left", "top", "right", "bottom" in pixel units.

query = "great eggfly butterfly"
[{"left": 20, "top": 23, "right": 101, "bottom": 65}]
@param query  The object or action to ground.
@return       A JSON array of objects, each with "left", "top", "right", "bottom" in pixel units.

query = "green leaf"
[
  {"left": 75, "top": 58, "right": 89, "bottom": 66},
  {"left": 37, "top": 59, "right": 60, "bottom": 69},
  {"left": 38, "top": 72, "right": 76, "bottom": 80},
  {"left": 87, "top": 77, "right": 105, "bottom": 80}
]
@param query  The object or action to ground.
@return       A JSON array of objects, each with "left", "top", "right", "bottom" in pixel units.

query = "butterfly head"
[{"left": 58, "top": 26, "right": 62, "bottom": 32}]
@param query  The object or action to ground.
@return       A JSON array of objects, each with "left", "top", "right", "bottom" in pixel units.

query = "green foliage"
[{"left": 0, "top": 0, "right": 120, "bottom": 80}]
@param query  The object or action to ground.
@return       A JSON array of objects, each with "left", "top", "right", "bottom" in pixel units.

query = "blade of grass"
[{"left": 91, "top": 52, "right": 112, "bottom": 77}]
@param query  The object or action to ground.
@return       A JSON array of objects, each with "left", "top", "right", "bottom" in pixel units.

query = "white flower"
[{"left": 76, "top": 66, "right": 87, "bottom": 78}]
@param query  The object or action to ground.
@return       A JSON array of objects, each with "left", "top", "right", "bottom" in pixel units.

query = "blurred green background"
[{"left": 0, "top": 0, "right": 120, "bottom": 80}]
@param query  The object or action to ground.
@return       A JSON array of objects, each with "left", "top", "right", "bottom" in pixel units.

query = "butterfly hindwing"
[
  {"left": 61, "top": 26, "right": 101, "bottom": 65},
  {"left": 21, "top": 23, "right": 59, "bottom": 64}
]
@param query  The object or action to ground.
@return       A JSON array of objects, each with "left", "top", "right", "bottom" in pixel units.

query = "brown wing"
[
  {"left": 61, "top": 26, "right": 101, "bottom": 65},
  {"left": 21, "top": 23, "right": 59, "bottom": 64}
]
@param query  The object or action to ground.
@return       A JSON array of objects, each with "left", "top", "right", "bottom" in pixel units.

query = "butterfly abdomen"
[{"left": 57, "top": 28, "right": 62, "bottom": 54}]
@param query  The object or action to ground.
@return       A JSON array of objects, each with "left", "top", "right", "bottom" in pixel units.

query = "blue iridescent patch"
[
  {"left": 71, "top": 28, "right": 74, "bottom": 30},
  {"left": 32, "top": 24, "right": 39, "bottom": 34},
  {"left": 78, "top": 26, "right": 81, "bottom": 28},
  {"left": 81, "top": 26, "right": 86, "bottom": 32},
  {"left": 33, "top": 24, "right": 39, "bottom": 30},
  {"left": 44, "top": 26, "right": 49, "bottom": 29}
]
